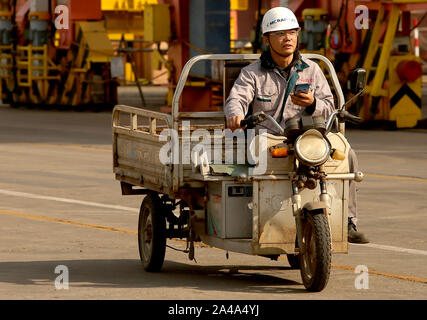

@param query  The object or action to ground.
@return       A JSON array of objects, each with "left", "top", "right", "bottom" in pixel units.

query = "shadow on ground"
[{"left": 0, "top": 259, "right": 307, "bottom": 294}]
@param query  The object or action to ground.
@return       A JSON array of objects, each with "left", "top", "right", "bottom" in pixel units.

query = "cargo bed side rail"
[
  {"left": 112, "top": 105, "right": 172, "bottom": 133},
  {"left": 113, "top": 105, "right": 174, "bottom": 194}
]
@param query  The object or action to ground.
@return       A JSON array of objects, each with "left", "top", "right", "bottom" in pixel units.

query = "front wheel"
[
  {"left": 299, "top": 213, "right": 331, "bottom": 292},
  {"left": 138, "top": 192, "right": 166, "bottom": 272}
]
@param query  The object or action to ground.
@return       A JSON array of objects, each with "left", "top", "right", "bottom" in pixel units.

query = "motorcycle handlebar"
[
  {"left": 240, "top": 118, "right": 254, "bottom": 128},
  {"left": 240, "top": 112, "right": 264, "bottom": 129},
  {"left": 241, "top": 109, "right": 360, "bottom": 136},
  {"left": 239, "top": 112, "right": 285, "bottom": 135},
  {"left": 338, "top": 110, "right": 361, "bottom": 124},
  {"left": 240, "top": 118, "right": 248, "bottom": 127}
]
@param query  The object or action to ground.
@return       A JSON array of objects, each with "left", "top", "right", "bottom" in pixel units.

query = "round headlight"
[{"left": 295, "top": 129, "right": 330, "bottom": 166}]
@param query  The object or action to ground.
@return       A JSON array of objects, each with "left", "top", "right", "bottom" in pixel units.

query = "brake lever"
[
  {"left": 337, "top": 110, "right": 361, "bottom": 124},
  {"left": 240, "top": 117, "right": 255, "bottom": 129},
  {"left": 240, "top": 111, "right": 267, "bottom": 129}
]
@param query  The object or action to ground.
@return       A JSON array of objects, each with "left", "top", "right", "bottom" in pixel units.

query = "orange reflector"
[
  {"left": 332, "top": 149, "right": 345, "bottom": 161},
  {"left": 270, "top": 147, "right": 288, "bottom": 158}
]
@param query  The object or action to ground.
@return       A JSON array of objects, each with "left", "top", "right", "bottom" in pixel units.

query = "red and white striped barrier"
[{"left": 414, "top": 18, "right": 420, "bottom": 57}]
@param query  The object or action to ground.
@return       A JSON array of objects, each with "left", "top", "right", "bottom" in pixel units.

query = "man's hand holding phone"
[{"left": 291, "top": 83, "right": 315, "bottom": 107}]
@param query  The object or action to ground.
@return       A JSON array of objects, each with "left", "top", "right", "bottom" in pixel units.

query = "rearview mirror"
[{"left": 350, "top": 68, "right": 366, "bottom": 94}]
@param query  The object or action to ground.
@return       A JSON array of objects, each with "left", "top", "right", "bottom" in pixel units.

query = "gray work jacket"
[{"left": 224, "top": 54, "right": 335, "bottom": 134}]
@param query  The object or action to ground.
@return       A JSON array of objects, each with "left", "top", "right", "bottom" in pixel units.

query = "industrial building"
[{"left": 0, "top": 0, "right": 425, "bottom": 127}]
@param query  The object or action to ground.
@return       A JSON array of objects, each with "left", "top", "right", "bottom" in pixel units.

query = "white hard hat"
[{"left": 262, "top": 7, "right": 300, "bottom": 34}]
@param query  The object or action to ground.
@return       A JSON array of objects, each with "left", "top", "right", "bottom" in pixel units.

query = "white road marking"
[
  {"left": 357, "top": 150, "right": 427, "bottom": 154},
  {"left": 351, "top": 243, "right": 427, "bottom": 256},
  {"left": 1, "top": 188, "right": 426, "bottom": 256},
  {"left": 0, "top": 189, "right": 139, "bottom": 213}
]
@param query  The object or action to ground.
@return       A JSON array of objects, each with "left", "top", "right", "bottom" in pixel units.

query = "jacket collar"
[{"left": 260, "top": 49, "right": 309, "bottom": 72}]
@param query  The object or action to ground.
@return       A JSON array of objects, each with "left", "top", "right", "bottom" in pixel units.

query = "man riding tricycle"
[{"left": 112, "top": 7, "right": 367, "bottom": 292}]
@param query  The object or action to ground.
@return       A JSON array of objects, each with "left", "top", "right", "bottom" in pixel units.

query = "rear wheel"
[
  {"left": 138, "top": 192, "right": 166, "bottom": 272},
  {"left": 299, "top": 213, "right": 331, "bottom": 292}
]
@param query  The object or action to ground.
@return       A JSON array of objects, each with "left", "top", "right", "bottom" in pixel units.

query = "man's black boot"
[{"left": 348, "top": 218, "right": 369, "bottom": 244}]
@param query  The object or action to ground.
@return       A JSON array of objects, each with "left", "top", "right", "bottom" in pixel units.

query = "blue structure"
[{"left": 189, "top": 0, "right": 230, "bottom": 77}]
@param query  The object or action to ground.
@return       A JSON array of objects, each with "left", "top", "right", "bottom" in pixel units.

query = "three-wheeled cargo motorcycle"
[{"left": 112, "top": 53, "right": 366, "bottom": 292}]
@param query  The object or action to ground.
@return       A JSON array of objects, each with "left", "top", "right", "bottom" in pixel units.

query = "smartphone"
[{"left": 294, "top": 83, "right": 310, "bottom": 94}]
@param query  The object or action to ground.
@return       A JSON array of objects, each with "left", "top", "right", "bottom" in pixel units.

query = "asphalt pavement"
[{"left": 0, "top": 105, "right": 426, "bottom": 300}]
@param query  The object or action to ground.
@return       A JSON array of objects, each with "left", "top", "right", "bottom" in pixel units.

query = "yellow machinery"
[
  {"left": 358, "top": 1, "right": 424, "bottom": 128},
  {"left": 60, "top": 21, "right": 115, "bottom": 106},
  {"left": 15, "top": 44, "right": 61, "bottom": 103},
  {"left": 300, "top": 8, "right": 329, "bottom": 55},
  {"left": 229, "top": 0, "right": 249, "bottom": 53},
  {"left": 388, "top": 55, "right": 422, "bottom": 127},
  {"left": 0, "top": 0, "right": 168, "bottom": 108},
  {"left": 101, "top": 0, "right": 166, "bottom": 85},
  {"left": 0, "top": 0, "right": 119, "bottom": 108}
]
